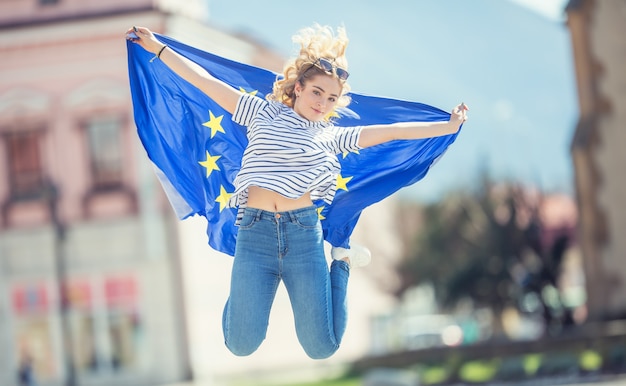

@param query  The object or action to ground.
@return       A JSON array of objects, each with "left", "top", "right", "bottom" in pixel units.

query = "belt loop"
[{"left": 254, "top": 208, "right": 262, "bottom": 222}]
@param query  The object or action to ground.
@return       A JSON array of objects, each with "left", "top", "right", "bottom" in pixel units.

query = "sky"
[
  {"left": 205, "top": 0, "right": 577, "bottom": 202},
  {"left": 509, "top": 0, "right": 569, "bottom": 21}
]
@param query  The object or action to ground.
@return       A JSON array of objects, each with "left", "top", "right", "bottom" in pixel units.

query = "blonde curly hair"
[{"left": 268, "top": 24, "right": 352, "bottom": 114}]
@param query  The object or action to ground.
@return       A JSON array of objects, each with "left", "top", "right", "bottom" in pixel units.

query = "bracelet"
[{"left": 150, "top": 45, "right": 167, "bottom": 62}]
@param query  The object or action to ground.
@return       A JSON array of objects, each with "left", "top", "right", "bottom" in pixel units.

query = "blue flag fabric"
[{"left": 127, "top": 35, "right": 461, "bottom": 256}]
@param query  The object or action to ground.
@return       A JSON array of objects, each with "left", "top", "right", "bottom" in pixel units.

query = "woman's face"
[{"left": 293, "top": 75, "right": 342, "bottom": 122}]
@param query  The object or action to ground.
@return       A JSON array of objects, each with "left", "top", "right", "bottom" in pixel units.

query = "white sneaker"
[{"left": 331, "top": 242, "right": 371, "bottom": 268}]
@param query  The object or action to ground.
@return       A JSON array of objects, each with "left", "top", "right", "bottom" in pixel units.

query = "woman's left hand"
[{"left": 449, "top": 102, "right": 469, "bottom": 130}]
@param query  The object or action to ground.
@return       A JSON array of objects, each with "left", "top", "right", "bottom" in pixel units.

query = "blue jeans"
[{"left": 222, "top": 206, "right": 350, "bottom": 359}]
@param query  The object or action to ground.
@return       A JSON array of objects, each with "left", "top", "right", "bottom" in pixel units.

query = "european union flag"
[{"left": 127, "top": 35, "right": 461, "bottom": 256}]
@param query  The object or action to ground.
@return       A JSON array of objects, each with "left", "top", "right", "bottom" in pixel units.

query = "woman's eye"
[
  {"left": 329, "top": 97, "right": 336, "bottom": 103},
  {"left": 313, "top": 90, "right": 321, "bottom": 96}
]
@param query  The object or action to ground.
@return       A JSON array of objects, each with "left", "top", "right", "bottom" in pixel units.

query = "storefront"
[{"left": 0, "top": 218, "right": 189, "bottom": 386}]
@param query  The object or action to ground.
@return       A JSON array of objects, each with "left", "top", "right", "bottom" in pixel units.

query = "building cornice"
[{"left": 0, "top": 5, "right": 158, "bottom": 31}]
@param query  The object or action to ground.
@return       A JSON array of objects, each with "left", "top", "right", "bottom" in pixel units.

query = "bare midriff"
[{"left": 246, "top": 185, "right": 313, "bottom": 212}]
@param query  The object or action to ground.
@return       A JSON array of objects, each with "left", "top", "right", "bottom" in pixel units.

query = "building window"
[
  {"left": 5, "top": 131, "right": 44, "bottom": 199},
  {"left": 105, "top": 276, "right": 142, "bottom": 371},
  {"left": 85, "top": 117, "right": 123, "bottom": 190},
  {"left": 12, "top": 282, "right": 57, "bottom": 383},
  {"left": 66, "top": 276, "right": 143, "bottom": 374}
]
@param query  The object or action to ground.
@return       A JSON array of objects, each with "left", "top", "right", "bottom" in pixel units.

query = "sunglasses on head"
[{"left": 310, "top": 58, "right": 350, "bottom": 81}]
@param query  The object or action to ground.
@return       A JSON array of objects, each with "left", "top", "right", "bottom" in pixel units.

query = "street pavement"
[{"left": 161, "top": 374, "right": 626, "bottom": 386}]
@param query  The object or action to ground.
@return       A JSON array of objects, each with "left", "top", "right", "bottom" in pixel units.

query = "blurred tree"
[{"left": 397, "top": 176, "right": 576, "bottom": 337}]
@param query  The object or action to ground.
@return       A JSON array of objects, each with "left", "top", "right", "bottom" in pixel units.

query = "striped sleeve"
[
  {"left": 330, "top": 125, "right": 363, "bottom": 155},
  {"left": 232, "top": 93, "right": 268, "bottom": 127}
]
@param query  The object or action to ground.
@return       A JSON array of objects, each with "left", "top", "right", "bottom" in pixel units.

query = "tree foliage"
[{"left": 397, "top": 178, "right": 575, "bottom": 332}]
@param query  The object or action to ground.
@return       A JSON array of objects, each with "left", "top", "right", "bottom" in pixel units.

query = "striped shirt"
[{"left": 229, "top": 93, "right": 363, "bottom": 224}]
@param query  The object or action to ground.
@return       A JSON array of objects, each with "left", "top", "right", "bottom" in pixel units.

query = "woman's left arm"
[{"left": 358, "top": 103, "right": 468, "bottom": 149}]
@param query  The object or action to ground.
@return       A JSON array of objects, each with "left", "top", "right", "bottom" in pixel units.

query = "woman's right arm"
[{"left": 127, "top": 26, "right": 241, "bottom": 114}]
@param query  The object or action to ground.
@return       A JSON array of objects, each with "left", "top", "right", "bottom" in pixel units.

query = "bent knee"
[
  {"left": 303, "top": 344, "right": 339, "bottom": 360},
  {"left": 225, "top": 338, "right": 263, "bottom": 357}
]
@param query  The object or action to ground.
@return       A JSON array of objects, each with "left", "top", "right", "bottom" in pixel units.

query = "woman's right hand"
[{"left": 126, "top": 26, "right": 165, "bottom": 54}]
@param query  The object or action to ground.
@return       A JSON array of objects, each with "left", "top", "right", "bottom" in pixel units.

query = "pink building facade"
[{"left": 0, "top": 1, "right": 283, "bottom": 385}]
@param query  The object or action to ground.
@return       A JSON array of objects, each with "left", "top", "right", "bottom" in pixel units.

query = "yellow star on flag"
[
  {"left": 316, "top": 206, "right": 326, "bottom": 220},
  {"left": 203, "top": 111, "right": 225, "bottom": 138},
  {"left": 215, "top": 185, "right": 233, "bottom": 212},
  {"left": 342, "top": 149, "right": 361, "bottom": 159},
  {"left": 198, "top": 150, "right": 221, "bottom": 178},
  {"left": 239, "top": 87, "right": 258, "bottom": 96},
  {"left": 336, "top": 174, "right": 353, "bottom": 191}
]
